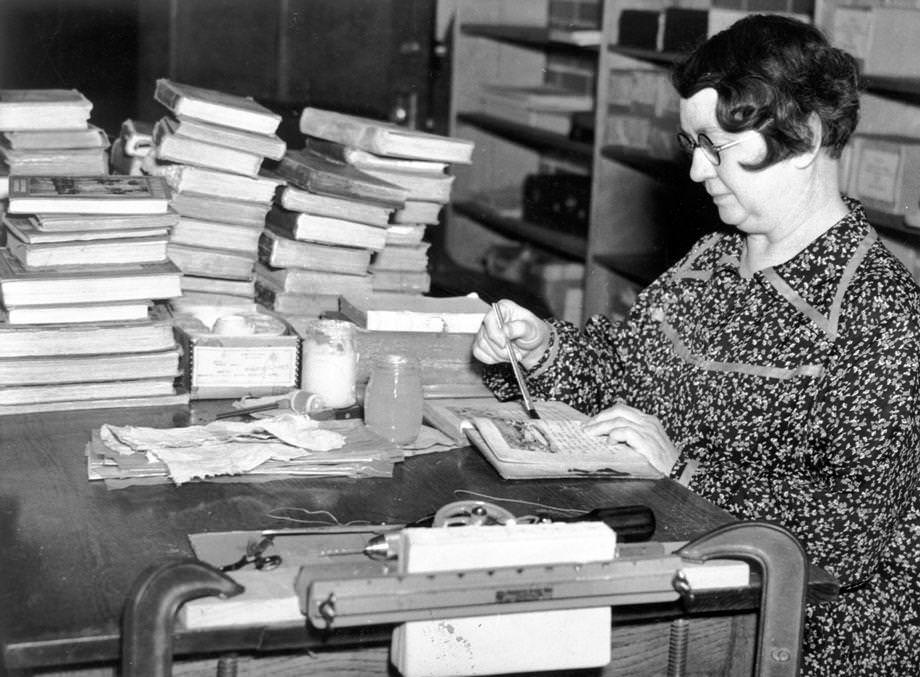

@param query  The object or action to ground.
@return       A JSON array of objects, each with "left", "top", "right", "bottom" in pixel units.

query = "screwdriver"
[{"left": 321, "top": 504, "right": 656, "bottom": 560}]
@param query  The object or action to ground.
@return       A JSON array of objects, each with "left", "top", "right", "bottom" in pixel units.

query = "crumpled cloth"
[{"left": 99, "top": 414, "right": 346, "bottom": 485}]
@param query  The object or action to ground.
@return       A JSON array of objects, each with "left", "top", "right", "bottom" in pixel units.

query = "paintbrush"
[{"left": 491, "top": 302, "right": 540, "bottom": 420}]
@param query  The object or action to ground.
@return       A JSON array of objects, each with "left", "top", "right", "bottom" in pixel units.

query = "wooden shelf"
[
  {"left": 452, "top": 197, "right": 587, "bottom": 260},
  {"left": 607, "top": 44, "right": 683, "bottom": 65},
  {"left": 461, "top": 23, "right": 598, "bottom": 53},
  {"left": 600, "top": 145, "right": 688, "bottom": 182},
  {"left": 862, "top": 75, "right": 920, "bottom": 105},
  {"left": 457, "top": 112, "right": 594, "bottom": 164}
]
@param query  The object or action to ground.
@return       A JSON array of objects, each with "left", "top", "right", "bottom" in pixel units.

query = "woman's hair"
[{"left": 671, "top": 14, "right": 862, "bottom": 169}]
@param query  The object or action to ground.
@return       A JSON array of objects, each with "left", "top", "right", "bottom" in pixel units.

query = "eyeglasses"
[{"left": 675, "top": 131, "right": 743, "bottom": 166}]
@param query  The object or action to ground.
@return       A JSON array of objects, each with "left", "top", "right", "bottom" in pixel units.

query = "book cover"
[
  {"left": 274, "top": 149, "right": 408, "bottom": 208},
  {"left": 299, "top": 107, "right": 474, "bottom": 164},
  {"left": 5, "top": 229, "right": 169, "bottom": 268},
  {"left": 180, "top": 275, "right": 255, "bottom": 299},
  {"left": 0, "top": 316, "right": 176, "bottom": 358},
  {"left": 357, "top": 166, "right": 455, "bottom": 203},
  {"left": 254, "top": 262, "right": 373, "bottom": 296},
  {"left": 0, "top": 249, "right": 182, "bottom": 306},
  {"left": 0, "top": 89, "right": 92, "bottom": 130},
  {"left": 276, "top": 184, "right": 392, "bottom": 227},
  {"left": 154, "top": 79, "right": 281, "bottom": 135},
  {"left": 31, "top": 211, "right": 180, "bottom": 233},
  {"left": 0, "top": 390, "right": 189, "bottom": 416},
  {"left": 265, "top": 205, "right": 387, "bottom": 251},
  {"left": 170, "top": 217, "right": 262, "bottom": 254},
  {"left": 339, "top": 293, "right": 489, "bottom": 333},
  {"left": 153, "top": 117, "right": 264, "bottom": 177},
  {"left": 0, "top": 347, "right": 180, "bottom": 385},
  {"left": 0, "top": 376, "right": 179, "bottom": 407},
  {"left": 304, "top": 136, "right": 450, "bottom": 174},
  {"left": 149, "top": 161, "right": 280, "bottom": 204},
  {"left": 1, "top": 300, "right": 152, "bottom": 325},
  {"left": 371, "top": 243, "right": 431, "bottom": 271},
  {"left": 167, "top": 242, "right": 256, "bottom": 281},
  {"left": 2, "top": 125, "right": 110, "bottom": 150},
  {"left": 168, "top": 191, "right": 272, "bottom": 227},
  {"left": 171, "top": 116, "right": 286, "bottom": 160},
  {"left": 254, "top": 279, "right": 340, "bottom": 317},
  {"left": 257, "top": 230, "right": 371, "bottom": 276},
  {"left": 0, "top": 143, "right": 109, "bottom": 176},
  {"left": 3, "top": 214, "right": 169, "bottom": 244},
  {"left": 7, "top": 175, "right": 171, "bottom": 215}
]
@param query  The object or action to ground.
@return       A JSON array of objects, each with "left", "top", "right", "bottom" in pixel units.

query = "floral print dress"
[{"left": 484, "top": 201, "right": 920, "bottom": 675}]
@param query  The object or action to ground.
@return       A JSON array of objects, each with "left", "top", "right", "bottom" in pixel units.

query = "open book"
[{"left": 424, "top": 397, "right": 661, "bottom": 480}]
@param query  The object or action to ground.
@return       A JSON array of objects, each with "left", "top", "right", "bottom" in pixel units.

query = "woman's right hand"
[{"left": 472, "top": 299, "right": 550, "bottom": 369}]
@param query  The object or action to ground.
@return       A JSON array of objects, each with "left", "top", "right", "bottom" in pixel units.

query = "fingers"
[
  {"left": 472, "top": 300, "right": 548, "bottom": 366},
  {"left": 582, "top": 402, "right": 679, "bottom": 476}
]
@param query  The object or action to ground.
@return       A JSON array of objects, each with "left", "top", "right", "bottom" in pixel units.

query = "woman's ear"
[{"left": 792, "top": 113, "right": 823, "bottom": 168}]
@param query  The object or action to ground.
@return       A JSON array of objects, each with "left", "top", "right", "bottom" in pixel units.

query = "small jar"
[
  {"left": 364, "top": 354, "right": 423, "bottom": 445},
  {"left": 300, "top": 319, "right": 357, "bottom": 409}
]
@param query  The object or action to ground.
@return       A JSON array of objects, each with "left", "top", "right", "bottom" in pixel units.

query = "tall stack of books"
[
  {"left": 142, "top": 79, "right": 286, "bottom": 310},
  {"left": 297, "top": 108, "right": 475, "bottom": 297},
  {"left": 0, "top": 174, "right": 187, "bottom": 414},
  {"left": 0, "top": 89, "right": 109, "bottom": 192}
]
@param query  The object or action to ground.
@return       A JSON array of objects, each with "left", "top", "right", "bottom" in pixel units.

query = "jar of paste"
[{"left": 300, "top": 319, "right": 357, "bottom": 409}]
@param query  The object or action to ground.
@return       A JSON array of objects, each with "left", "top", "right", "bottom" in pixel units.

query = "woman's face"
[{"left": 679, "top": 88, "right": 802, "bottom": 237}]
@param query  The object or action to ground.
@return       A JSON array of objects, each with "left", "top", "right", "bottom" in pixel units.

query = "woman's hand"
[
  {"left": 472, "top": 299, "right": 550, "bottom": 369},
  {"left": 582, "top": 401, "right": 680, "bottom": 476}
]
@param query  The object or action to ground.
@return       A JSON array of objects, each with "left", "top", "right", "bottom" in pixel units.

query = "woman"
[{"left": 473, "top": 14, "right": 920, "bottom": 675}]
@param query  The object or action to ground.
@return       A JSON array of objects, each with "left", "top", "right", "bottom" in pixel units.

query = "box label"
[
  {"left": 191, "top": 346, "right": 298, "bottom": 388},
  {"left": 855, "top": 146, "right": 900, "bottom": 206}
]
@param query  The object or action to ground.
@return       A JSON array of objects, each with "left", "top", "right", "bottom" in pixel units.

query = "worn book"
[
  {"left": 0, "top": 142, "right": 109, "bottom": 176},
  {"left": 0, "top": 346, "right": 180, "bottom": 385},
  {"left": 304, "top": 136, "right": 450, "bottom": 174},
  {"left": 258, "top": 230, "right": 372, "bottom": 276},
  {"left": 358, "top": 166, "right": 455, "bottom": 203},
  {"left": 254, "top": 262, "right": 373, "bottom": 297},
  {"left": 5, "top": 229, "right": 169, "bottom": 269},
  {"left": 371, "top": 243, "right": 431, "bottom": 271},
  {"left": 170, "top": 217, "right": 262, "bottom": 254},
  {"left": 384, "top": 224, "right": 426, "bottom": 246},
  {"left": 254, "top": 279, "right": 339, "bottom": 317},
  {"left": 0, "top": 389, "right": 189, "bottom": 416},
  {"left": 481, "top": 84, "right": 594, "bottom": 112},
  {"left": 167, "top": 116, "right": 286, "bottom": 160},
  {"left": 299, "top": 107, "right": 474, "bottom": 164},
  {"left": 1, "top": 300, "right": 152, "bottom": 325},
  {"left": 180, "top": 275, "right": 255, "bottom": 299},
  {"left": 372, "top": 269, "right": 431, "bottom": 294},
  {"left": 339, "top": 293, "right": 489, "bottom": 333},
  {"left": 2, "top": 214, "right": 168, "bottom": 243},
  {"left": 7, "top": 175, "right": 171, "bottom": 215},
  {"left": 0, "top": 89, "right": 92, "bottom": 130},
  {"left": 2, "top": 124, "right": 109, "bottom": 150},
  {"left": 30, "top": 211, "right": 180, "bottom": 233},
  {"left": 265, "top": 206, "right": 387, "bottom": 251},
  {"left": 0, "top": 316, "right": 176, "bottom": 358},
  {"left": 154, "top": 79, "right": 281, "bottom": 135},
  {"left": 0, "top": 376, "right": 179, "bottom": 407},
  {"left": 274, "top": 149, "right": 408, "bottom": 208},
  {"left": 276, "top": 183, "right": 392, "bottom": 227},
  {"left": 167, "top": 242, "right": 256, "bottom": 281},
  {"left": 0, "top": 249, "right": 182, "bottom": 306},
  {"left": 392, "top": 200, "right": 443, "bottom": 225},
  {"left": 149, "top": 162, "right": 280, "bottom": 203},
  {"left": 168, "top": 192, "right": 271, "bottom": 227},
  {"left": 153, "top": 117, "right": 264, "bottom": 177}
]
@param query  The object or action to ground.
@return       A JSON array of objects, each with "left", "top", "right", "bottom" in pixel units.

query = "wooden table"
[{"left": 0, "top": 402, "right": 825, "bottom": 676}]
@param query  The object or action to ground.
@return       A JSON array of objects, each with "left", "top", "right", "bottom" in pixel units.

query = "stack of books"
[
  {"left": 142, "top": 79, "right": 286, "bottom": 308},
  {"left": 0, "top": 88, "right": 110, "bottom": 179},
  {"left": 297, "top": 108, "right": 475, "bottom": 297},
  {"left": 0, "top": 174, "right": 187, "bottom": 414}
]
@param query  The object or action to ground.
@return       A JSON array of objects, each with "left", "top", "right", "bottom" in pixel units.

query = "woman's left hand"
[{"left": 582, "top": 401, "right": 680, "bottom": 476}]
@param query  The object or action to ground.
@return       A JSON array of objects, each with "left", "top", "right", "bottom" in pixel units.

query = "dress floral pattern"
[{"left": 484, "top": 201, "right": 920, "bottom": 675}]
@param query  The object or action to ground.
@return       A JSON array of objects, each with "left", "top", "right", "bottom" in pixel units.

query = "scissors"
[{"left": 219, "top": 536, "right": 282, "bottom": 572}]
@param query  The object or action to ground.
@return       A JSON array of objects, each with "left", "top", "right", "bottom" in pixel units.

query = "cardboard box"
[
  {"left": 832, "top": 6, "right": 920, "bottom": 78},
  {"left": 847, "top": 134, "right": 920, "bottom": 225},
  {"left": 172, "top": 312, "right": 300, "bottom": 400}
]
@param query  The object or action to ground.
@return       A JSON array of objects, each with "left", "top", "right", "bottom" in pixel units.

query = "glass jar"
[
  {"left": 300, "top": 319, "right": 357, "bottom": 409},
  {"left": 364, "top": 354, "right": 423, "bottom": 445}
]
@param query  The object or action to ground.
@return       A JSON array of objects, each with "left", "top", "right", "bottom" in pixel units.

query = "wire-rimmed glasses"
[{"left": 675, "top": 131, "right": 743, "bottom": 166}]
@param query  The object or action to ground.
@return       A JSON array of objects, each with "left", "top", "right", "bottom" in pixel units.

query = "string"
[
  {"left": 264, "top": 507, "right": 374, "bottom": 527},
  {"left": 452, "top": 489, "right": 583, "bottom": 515}
]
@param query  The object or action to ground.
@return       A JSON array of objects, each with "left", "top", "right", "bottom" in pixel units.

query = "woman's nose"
[{"left": 688, "top": 149, "right": 715, "bottom": 183}]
